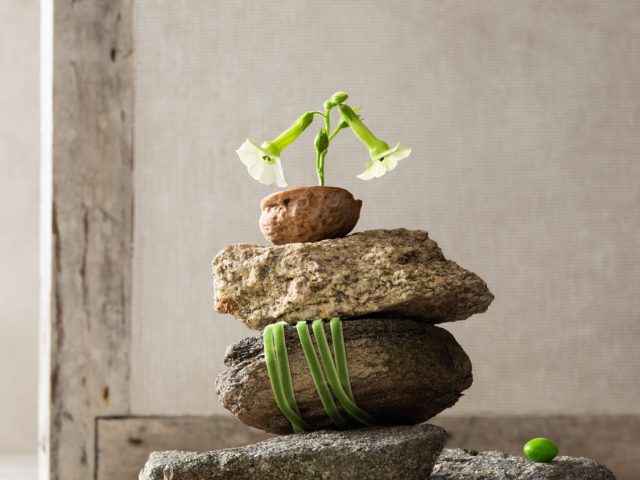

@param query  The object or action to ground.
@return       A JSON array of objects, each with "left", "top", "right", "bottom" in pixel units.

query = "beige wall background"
[
  {"left": 0, "top": 0, "right": 40, "bottom": 452},
  {"left": 131, "top": 0, "right": 640, "bottom": 416}
]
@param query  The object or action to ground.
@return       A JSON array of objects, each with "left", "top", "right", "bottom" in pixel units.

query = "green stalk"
[
  {"left": 329, "top": 317, "right": 354, "bottom": 400},
  {"left": 311, "top": 320, "right": 377, "bottom": 427},
  {"left": 273, "top": 322, "right": 304, "bottom": 419},
  {"left": 296, "top": 322, "right": 349, "bottom": 428},
  {"left": 263, "top": 325, "right": 308, "bottom": 433}
]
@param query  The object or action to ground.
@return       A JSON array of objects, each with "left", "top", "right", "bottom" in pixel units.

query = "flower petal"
[
  {"left": 370, "top": 160, "right": 387, "bottom": 178},
  {"left": 385, "top": 144, "right": 411, "bottom": 165},
  {"left": 273, "top": 160, "right": 288, "bottom": 187},
  {"left": 260, "top": 163, "right": 275, "bottom": 185},
  {"left": 247, "top": 158, "right": 266, "bottom": 181},
  {"left": 237, "top": 139, "right": 263, "bottom": 167},
  {"left": 356, "top": 161, "right": 376, "bottom": 180}
]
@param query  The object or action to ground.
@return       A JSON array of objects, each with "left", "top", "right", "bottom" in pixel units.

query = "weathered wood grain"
[
  {"left": 41, "top": 1, "right": 134, "bottom": 479},
  {"left": 96, "top": 416, "right": 272, "bottom": 480}
]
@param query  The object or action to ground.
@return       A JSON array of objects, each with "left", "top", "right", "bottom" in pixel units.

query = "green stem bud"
[
  {"left": 314, "top": 128, "right": 329, "bottom": 154},
  {"left": 330, "top": 91, "right": 348, "bottom": 104}
]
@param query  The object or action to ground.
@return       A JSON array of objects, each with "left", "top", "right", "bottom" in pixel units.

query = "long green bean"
[
  {"left": 296, "top": 322, "right": 349, "bottom": 428},
  {"left": 263, "top": 324, "right": 308, "bottom": 432},
  {"left": 330, "top": 317, "right": 354, "bottom": 400},
  {"left": 273, "top": 322, "right": 305, "bottom": 420},
  {"left": 312, "top": 319, "right": 377, "bottom": 427}
]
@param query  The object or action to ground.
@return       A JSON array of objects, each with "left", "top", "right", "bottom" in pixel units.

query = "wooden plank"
[
  {"left": 97, "top": 414, "right": 638, "bottom": 480},
  {"left": 96, "top": 416, "right": 272, "bottom": 480},
  {"left": 40, "top": 1, "right": 134, "bottom": 479}
]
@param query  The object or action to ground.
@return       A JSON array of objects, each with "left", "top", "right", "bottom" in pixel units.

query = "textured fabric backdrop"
[{"left": 131, "top": 0, "right": 640, "bottom": 416}]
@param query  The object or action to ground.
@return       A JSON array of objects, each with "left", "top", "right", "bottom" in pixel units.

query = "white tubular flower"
[
  {"left": 236, "top": 139, "right": 288, "bottom": 187},
  {"left": 356, "top": 143, "right": 412, "bottom": 180}
]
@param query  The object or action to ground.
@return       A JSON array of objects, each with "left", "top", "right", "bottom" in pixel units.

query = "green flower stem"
[
  {"left": 338, "top": 104, "right": 389, "bottom": 158},
  {"left": 263, "top": 325, "right": 308, "bottom": 433},
  {"left": 329, "top": 317, "right": 354, "bottom": 400},
  {"left": 273, "top": 322, "right": 304, "bottom": 419},
  {"left": 318, "top": 151, "right": 327, "bottom": 186},
  {"left": 311, "top": 320, "right": 377, "bottom": 427},
  {"left": 296, "top": 322, "right": 349, "bottom": 428},
  {"left": 324, "top": 107, "right": 331, "bottom": 141},
  {"left": 315, "top": 150, "right": 322, "bottom": 185}
]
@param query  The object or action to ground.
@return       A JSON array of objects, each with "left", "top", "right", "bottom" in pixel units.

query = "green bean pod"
[
  {"left": 296, "top": 322, "right": 349, "bottom": 428},
  {"left": 263, "top": 324, "right": 308, "bottom": 432},
  {"left": 312, "top": 319, "right": 377, "bottom": 427},
  {"left": 330, "top": 317, "right": 354, "bottom": 400}
]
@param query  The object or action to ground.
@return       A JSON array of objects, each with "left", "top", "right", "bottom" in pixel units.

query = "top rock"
[{"left": 213, "top": 229, "right": 493, "bottom": 330}]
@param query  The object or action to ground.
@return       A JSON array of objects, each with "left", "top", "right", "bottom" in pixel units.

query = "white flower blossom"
[
  {"left": 356, "top": 144, "right": 411, "bottom": 180},
  {"left": 236, "top": 139, "right": 288, "bottom": 187}
]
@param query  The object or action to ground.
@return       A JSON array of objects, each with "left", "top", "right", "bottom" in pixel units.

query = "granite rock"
[
  {"left": 216, "top": 318, "right": 472, "bottom": 434},
  {"left": 213, "top": 228, "right": 494, "bottom": 330},
  {"left": 431, "top": 448, "right": 616, "bottom": 480},
  {"left": 139, "top": 424, "right": 446, "bottom": 480}
]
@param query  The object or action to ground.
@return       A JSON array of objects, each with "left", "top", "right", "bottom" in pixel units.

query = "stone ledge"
[{"left": 139, "top": 424, "right": 446, "bottom": 480}]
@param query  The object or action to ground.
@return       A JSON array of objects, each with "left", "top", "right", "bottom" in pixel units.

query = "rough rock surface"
[
  {"left": 431, "top": 449, "right": 616, "bottom": 480},
  {"left": 213, "top": 228, "right": 494, "bottom": 330},
  {"left": 139, "top": 424, "right": 446, "bottom": 480},
  {"left": 216, "top": 318, "right": 472, "bottom": 434},
  {"left": 259, "top": 186, "right": 362, "bottom": 245}
]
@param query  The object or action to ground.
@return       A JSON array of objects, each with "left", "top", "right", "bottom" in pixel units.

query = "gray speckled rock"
[
  {"left": 431, "top": 449, "right": 616, "bottom": 480},
  {"left": 139, "top": 424, "right": 446, "bottom": 480},
  {"left": 213, "top": 228, "right": 494, "bottom": 330},
  {"left": 216, "top": 318, "right": 472, "bottom": 434}
]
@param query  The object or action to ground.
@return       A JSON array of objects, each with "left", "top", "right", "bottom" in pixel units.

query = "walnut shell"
[{"left": 259, "top": 186, "right": 362, "bottom": 245}]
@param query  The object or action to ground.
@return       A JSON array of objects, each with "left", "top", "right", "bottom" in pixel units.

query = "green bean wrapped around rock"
[{"left": 215, "top": 318, "right": 472, "bottom": 434}]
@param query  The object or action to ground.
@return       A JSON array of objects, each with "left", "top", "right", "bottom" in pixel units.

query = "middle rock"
[{"left": 216, "top": 318, "right": 472, "bottom": 434}]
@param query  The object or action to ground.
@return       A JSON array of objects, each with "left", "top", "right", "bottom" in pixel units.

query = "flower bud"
[
  {"left": 294, "top": 112, "right": 314, "bottom": 132},
  {"left": 330, "top": 91, "right": 348, "bottom": 104},
  {"left": 323, "top": 100, "right": 334, "bottom": 110},
  {"left": 314, "top": 129, "right": 329, "bottom": 153}
]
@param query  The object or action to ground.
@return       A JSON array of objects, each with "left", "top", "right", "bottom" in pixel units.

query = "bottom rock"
[
  {"left": 431, "top": 449, "right": 616, "bottom": 480},
  {"left": 139, "top": 424, "right": 446, "bottom": 480}
]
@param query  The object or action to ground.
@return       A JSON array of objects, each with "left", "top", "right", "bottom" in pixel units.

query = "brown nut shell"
[{"left": 259, "top": 186, "right": 362, "bottom": 245}]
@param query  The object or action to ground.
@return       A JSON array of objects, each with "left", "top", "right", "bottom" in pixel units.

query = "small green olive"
[{"left": 523, "top": 437, "right": 559, "bottom": 462}]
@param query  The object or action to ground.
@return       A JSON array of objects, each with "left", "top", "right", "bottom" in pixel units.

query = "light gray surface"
[
  {"left": 139, "top": 424, "right": 446, "bottom": 480},
  {"left": 131, "top": 0, "right": 640, "bottom": 417},
  {"left": 0, "top": 0, "right": 39, "bottom": 453}
]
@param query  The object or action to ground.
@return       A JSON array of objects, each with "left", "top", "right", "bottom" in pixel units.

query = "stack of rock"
[
  {"left": 210, "top": 228, "right": 491, "bottom": 479},
  {"left": 140, "top": 227, "right": 617, "bottom": 480},
  {"left": 213, "top": 229, "right": 492, "bottom": 436}
]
